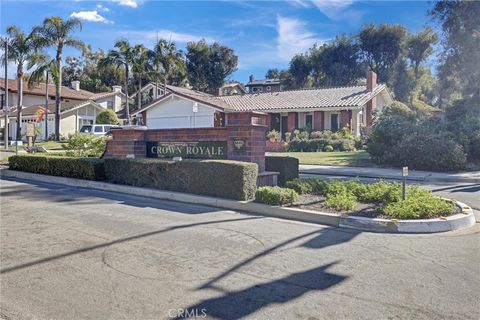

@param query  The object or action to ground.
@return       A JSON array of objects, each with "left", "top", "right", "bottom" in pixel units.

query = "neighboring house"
[
  {"left": 132, "top": 72, "right": 393, "bottom": 137},
  {"left": 245, "top": 75, "right": 281, "bottom": 93},
  {"left": 129, "top": 82, "right": 168, "bottom": 111},
  {"left": 0, "top": 78, "right": 126, "bottom": 140},
  {"left": 218, "top": 82, "right": 246, "bottom": 96},
  {"left": 7, "top": 100, "right": 105, "bottom": 139}
]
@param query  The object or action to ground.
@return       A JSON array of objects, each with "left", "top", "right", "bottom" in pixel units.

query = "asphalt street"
[{"left": 1, "top": 178, "right": 479, "bottom": 320}]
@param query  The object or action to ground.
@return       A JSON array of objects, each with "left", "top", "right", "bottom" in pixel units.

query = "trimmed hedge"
[
  {"left": 265, "top": 156, "right": 299, "bottom": 186},
  {"left": 9, "top": 155, "right": 105, "bottom": 180},
  {"left": 104, "top": 158, "right": 258, "bottom": 200}
]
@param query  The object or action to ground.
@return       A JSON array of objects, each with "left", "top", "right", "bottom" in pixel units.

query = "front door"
[
  {"left": 331, "top": 114, "right": 339, "bottom": 132},
  {"left": 281, "top": 116, "right": 288, "bottom": 139},
  {"left": 271, "top": 113, "right": 281, "bottom": 132}
]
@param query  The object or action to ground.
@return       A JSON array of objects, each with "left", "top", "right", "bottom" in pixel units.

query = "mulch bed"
[{"left": 291, "top": 193, "right": 460, "bottom": 219}]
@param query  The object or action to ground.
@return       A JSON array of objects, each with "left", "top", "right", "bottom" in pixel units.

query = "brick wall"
[
  {"left": 313, "top": 111, "right": 324, "bottom": 131},
  {"left": 340, "top": 110, "right": 352, "bottom": 130},
  {"left": 104, "top": 111, "right": 268, "bottom": 172}
]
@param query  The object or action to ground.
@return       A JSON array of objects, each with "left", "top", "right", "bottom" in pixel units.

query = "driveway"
[{"left": 1, "top": 178, "right": 479, "bottom": 320}]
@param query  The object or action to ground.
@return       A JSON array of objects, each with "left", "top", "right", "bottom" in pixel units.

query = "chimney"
[
  {"left": 112, "top": 85, "right": 122, "bottom": 93},
  {"left": 367, "top": 71, "right": 377, "bottom": 92},
  {"left": 216, "top": 87, "right": 223, "bottom": 96},
  {"left": 71, "top": 80, "right": 80, "bottom": 91},
  {"left": 249, "top": 75, "right": 254, "bottom": 83}
]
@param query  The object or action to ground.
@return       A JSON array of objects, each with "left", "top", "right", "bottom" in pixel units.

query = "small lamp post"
[{"left": 192, "top": 102, "right": 198, "bottom": 128}]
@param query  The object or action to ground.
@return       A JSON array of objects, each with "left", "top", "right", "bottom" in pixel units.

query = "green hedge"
[
  {"left": 104, "top": 158, "right": 258, "bottom": 200},
  {"left": 9, "top": 155, "right": 105, "bottom": 180},
  {"left": 265, "top": 156, "right": 299, "bottom": 186}
]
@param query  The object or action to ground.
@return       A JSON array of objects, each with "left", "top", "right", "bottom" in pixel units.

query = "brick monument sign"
[{"left": 104, "top": 111, "right": 277, "bottom": 185}]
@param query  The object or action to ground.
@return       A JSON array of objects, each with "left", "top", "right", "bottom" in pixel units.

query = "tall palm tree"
[
  {"left": 132, "top": 44, "right": 154, "bottom": 109},
  {"left": 98, "top": 40, "right": 135, "bottom": 124},
  {"left": 3, "top": 26, "right": 45, "bottom": 141},
  {"left": 151, "top": 39, "right": 186, "bottom": 89},
  {"left": 34, "top": 17, "right": 84, "bottom": 140}
]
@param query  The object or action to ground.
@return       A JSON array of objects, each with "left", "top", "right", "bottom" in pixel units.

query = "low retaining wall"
[{"left": 266, "top": 140, "right": 286, "bottom": 152}]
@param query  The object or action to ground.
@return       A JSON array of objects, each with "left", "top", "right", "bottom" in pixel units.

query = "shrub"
[
  {"left": 9, "top": 155, "right": 105, "bottom": 180},
  {"left": 255, "top": 186, "right": 298, "bottom": 205},
  {"left": 383, "top": 186, "right": 455, "bottom": 219},
  {"left": 324, "top": 145, "right": 333, "bottom": 152},
  {"left": 96, "top": 109, "right": 120, "bottom": 125},
  {"left": 266, "top": 129, "right": 280, "bottom": 141},
  {"left": 350, "top": 180, "right": 402, "bottom": 203},
  {"left": 265, "top": 156, "right": 299, "bottom": 186},
  {"left": 284, "top": 132, "right": 292, "bottom": 143},
  {"left": 325, "top": 190, "right": 356, "bottom": 211},
  {"left": 104, "top": 158, "right": 258, "bottom": 200},
  {"left": 394, "top": 134, "right": 467, "bottom": 171},
  {"left": 62, "top": 133, "right": 108, "bottom": 157},
  {"left": 285, "top": 178, "right": 327, "bottom": 194}
]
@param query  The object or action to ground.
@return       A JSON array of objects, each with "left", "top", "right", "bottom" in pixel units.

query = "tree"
[
  {"left": 95, "top": 109, "right": 120, "bottom": 125},
  {"left": 186, "top": 40, "right": 238, "bottom": 94},
  {"left": 405, "top": 28, "right": 438, "bottom": 80},
  {"left": 265, "top": 68, "right": 280, "bottom": 79},
  {"left": 151, "top": 39, "right": 186, "bottom": 88},
  {"left": 131, "top": 44, "right": 153, "bottom": 109},
  {"left": 309, "top": 35, "right": 365, "bottom": 86},
  {"left": 358, "top": 23, "right": 407, "bottom": 84},
  {"left": 289, "top": 54, "right": 310, "bottom": 89},
  {"left": 3, "top": 26, "right": 45, "bottom": 141},
  {"left": 430, "top": 1, "right": 480, "bottom": 105},
  {"left": 34, "top": 16, "right": 85, "bottom": 140},
  {"left": 98, "top": 40, "right": 135, "bottom": 124}
]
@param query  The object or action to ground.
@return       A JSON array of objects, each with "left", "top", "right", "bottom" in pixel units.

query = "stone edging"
[{"left": 1, "top": 169, "right": 476, "bottom": 233}]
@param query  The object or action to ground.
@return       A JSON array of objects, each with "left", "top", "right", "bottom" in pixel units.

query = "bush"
[
  {"left": 9, "top": 155, "right": 105, "bottom": 180},
  {"left": 285, "top": 178, "right": 327, "bottom": 194},
  {"left": 383, "top": 186, "right": 455, "bottom": 219},
  {"left": 62, "top": 133, "right": 108, "bottom": 157},
  {"left": 255, "top": 186, "right": 298, "bottom": 205},
  {"left": 394, "top": 134, "right": 467, "bottom": 171},
  {"left": 324, "top": 145, "right": 333, "bottom": 152},
  {"left": 104, "top": 158, "right": 258, "bottom": 200},
  {"left": 325, "top": 190, "right": 357, "bottom": 211},
  {"left": 266, "top": 129, "right": 280, "bottom": 141},
  {"left": 265, "top": 156, "right": 299, "bottom": 186},
  {"left": 349, "top": 180, "right": 402, "bottom": 203},
  {"left": 96, "top": 109, "right": 120, "bottom": 125}
]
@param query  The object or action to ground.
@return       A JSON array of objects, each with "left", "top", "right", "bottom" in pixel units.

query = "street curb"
[
  {"left": 1, "top": 169, "right": 475, "bottom": 233},
  {"left": 300, "top": 170, "right": 480, "bottom": 183}
]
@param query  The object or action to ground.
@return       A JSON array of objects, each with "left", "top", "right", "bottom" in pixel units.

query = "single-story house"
[
  {"left": 131, "top": 71, "right": 393, "bottom": 137},
  {"left": 7, "top": 100, "right": 105, "bottom": 139},
  {"left": 1, "top": 78, "right": 127, "bottom": 139}
]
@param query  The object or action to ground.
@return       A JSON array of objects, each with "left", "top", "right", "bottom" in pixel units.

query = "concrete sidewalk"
[{"left": 300, "top": 165, "right": 480, "bottom": 183}]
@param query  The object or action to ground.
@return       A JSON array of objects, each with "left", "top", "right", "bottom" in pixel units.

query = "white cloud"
[
  {"left": 311, "top": 0, "right": 363, "bottom": 23},
  {"left": 96, "top": 4, "right": 110, "bottom": 12},
  {"left": 276, "top": 16, "right": 321, "bottom": 61},
  {"left": 118, "top": 29, "right": 215, "bottom": 46},
  {"left": 70, "top": 10, "right": 112, "bottom": 24},
  {"left": 111, "top": 0, "right": 139, "bottom": 8}
]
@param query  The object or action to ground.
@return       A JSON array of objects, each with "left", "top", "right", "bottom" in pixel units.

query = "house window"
[
  {"left": 266, "top": 86, "right": 271, "bottom": 91},
  {"left": 79, "top": 118, "right": 93, "bottom": 127},
  {"left": 107, "top": 101, "right": 114, "bottom": 109},
  {"left": 305, "top": 114, "right": 313, "bottom": 129},
  {"left": 252, "top": 87, "right": 258, "bottom": 93}
]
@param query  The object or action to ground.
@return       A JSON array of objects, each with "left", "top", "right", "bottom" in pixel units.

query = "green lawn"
[
  {"left": 7, "top": 140, "right": 65, "bottom": 151},
  {"left": 267, "top": 150, "right": 375, "bottom": 167}
]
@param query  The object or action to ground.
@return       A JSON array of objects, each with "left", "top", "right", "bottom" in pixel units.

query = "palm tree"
[
  {"left": 151, "top": 39, "right": 186, "bottom": 89},
  {"left": 98, "top": 40, "right": 135, "bottom": 124},
  {"left": 34, "top": 17, "right": 84, "bottom": 140},
  {"left": 3, "top": 26, "right": 45, "bottom": 141},
  {"left": 132, "top": 44, "right": 154, "bottom": 109}
]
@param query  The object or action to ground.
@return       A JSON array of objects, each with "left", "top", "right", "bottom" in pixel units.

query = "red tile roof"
[{"left": 0, "top": 78, "right": 95, "bottom": 100}]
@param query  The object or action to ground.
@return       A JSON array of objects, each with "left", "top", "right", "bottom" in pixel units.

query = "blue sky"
[{"left": 1, "top": 0, "right": 433, "bottom": 84}]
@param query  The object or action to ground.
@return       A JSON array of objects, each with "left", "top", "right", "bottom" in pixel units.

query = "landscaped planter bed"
[{"left": 292, "top": 193, "right": 462, "bottom": 219}]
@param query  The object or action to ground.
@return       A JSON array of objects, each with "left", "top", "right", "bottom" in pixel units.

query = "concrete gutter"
[
  {"left": 300, "top": 165, "right": 480, "bottom": 183},
  {"left": 1, "top": 169, "right": 476, "bottom": 233}
]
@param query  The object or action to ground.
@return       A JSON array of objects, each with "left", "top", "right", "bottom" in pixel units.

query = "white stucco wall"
[
  {"left": 145, "top": 96, "right": 215, "bottom": 129},
  {"left": 94, "top": 94, "right": 124, "bottom": 113}
]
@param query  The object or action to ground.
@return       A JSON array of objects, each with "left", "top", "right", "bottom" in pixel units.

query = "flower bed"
[{"left": 255, "top": 178, "right": 459, "bottom": 220}]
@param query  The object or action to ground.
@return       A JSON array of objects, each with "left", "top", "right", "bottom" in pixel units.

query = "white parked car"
[{"left": 79, "top": 124, "right": 119, "bottom": 136}]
